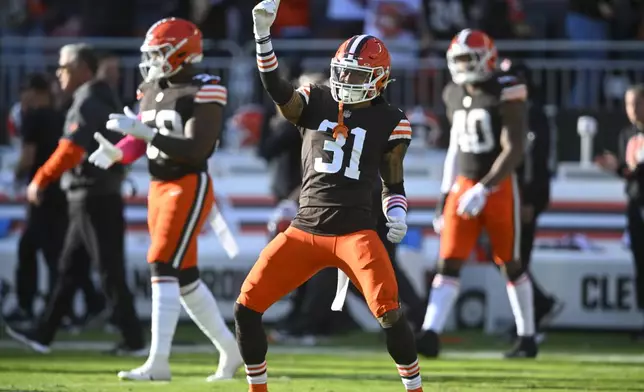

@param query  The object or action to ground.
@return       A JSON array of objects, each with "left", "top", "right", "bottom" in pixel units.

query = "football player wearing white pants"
[{"left": 88, "top": 17, "right": 242, "bottom": 381}]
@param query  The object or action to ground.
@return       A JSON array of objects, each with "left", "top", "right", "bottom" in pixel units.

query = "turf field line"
[{"left": 1, "top": 340, "right": 644, "bottom": 363}]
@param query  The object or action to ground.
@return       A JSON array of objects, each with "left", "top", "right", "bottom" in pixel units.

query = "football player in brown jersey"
[
  {"left": 418, "top": 29, "right": 536, "bottom": 358},
  {"left": 233, "top": 1, "right": 424, "bottom": 392},
  {"left": 88, "top": 18, "right": 242, "bottom": 381}
]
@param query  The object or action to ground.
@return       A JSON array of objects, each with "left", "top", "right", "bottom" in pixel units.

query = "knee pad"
[
  {"left": 502, "top": 260, "right": 527, "bottom": 282},
  {"left": 437, "top": 258, "right": 463, "bottom": 278},
  {"left": 377, "top": 307, "right": 403, "bottom": 329}
]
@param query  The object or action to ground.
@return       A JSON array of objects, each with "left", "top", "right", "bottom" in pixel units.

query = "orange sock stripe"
[
  {"left": 396, "top": 359, "right": 419, "bottom": 371},
  {"left": 245, "top": 361, "right": 267, "bottom": 371}
]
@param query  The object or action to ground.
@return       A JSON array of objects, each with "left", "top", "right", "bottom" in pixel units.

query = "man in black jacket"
[
  {"left": 501, "top": 59, "right": 561, "bottom": 334},
  {"left": 5, "top": 44, "right": 144, "bottom": 354},
  {"left": 597, "top": 83, "right": 644, "bottom": 339}
]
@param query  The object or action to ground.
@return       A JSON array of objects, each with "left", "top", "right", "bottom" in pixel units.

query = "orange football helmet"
[
  {"left": 446, "top": 29, "right": 497, "bottom": 85},
  {"left": 140, "top": 17, "right": 203, "bottom": 82},
  {"left": 330, "top": 35, "right": 392, "bottom": 104}
]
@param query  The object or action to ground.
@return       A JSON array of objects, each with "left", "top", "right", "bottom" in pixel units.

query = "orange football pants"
[
  {"left": 439, "top": 175, "right": 521, "bottom": 264},
  {"left": 147, "top": 172, "right": 214, "bottom": 270},
  {"left": 238, "top": 227, "right": 400, "bottom": 317}
]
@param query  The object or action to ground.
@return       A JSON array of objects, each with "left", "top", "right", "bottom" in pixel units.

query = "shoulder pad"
[
  {"left": 389, "top": 115, "right": 412, "bottom": 142},
  {"left": 296, "top": 83, "right": 330, "bottom": 105},
  {"left": 136, "top": 81, "right": 154, "bottom": 101},
  {"left": 194, "top": 74, "right": 227, "bottom": 106},
  {"left": 497, "top": 74, "right": 527, "bottom": 102}
]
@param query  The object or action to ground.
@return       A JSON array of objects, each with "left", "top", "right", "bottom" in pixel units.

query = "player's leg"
[
  {"left": 118, "top": 175, "right": 216, "bottom": 380},
  {"left": 418, "top": 176, "right": 480, "bottom": 357},
  {"left": 235, "top": 227, "right": 328, "bottom": 392},
  {"left": 335, "top": 230, "right": 423, "bottom": 392},
  {"left": 173, "top": 175, "right": 241, "bottom": 381},
  {"left": 484, "top": 175, "right": 537, "bottom": 358}
]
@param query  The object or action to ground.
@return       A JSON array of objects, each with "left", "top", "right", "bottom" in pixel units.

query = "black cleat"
[
  {"left": 416, "top": 330, "right": 440, "bottom": 358},
  {"left": 536, "top": 298, "right": 564, "bottom": 329},
  {"left": 5, "top": 325, "right": 51, "bottom": 354},
  {"left": 504, "top": 336, "right": 538, "bottom": 358}
]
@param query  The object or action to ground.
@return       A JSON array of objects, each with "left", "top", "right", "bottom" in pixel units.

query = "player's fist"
[
  {"left": 386, "top": 216, "right": 407, "bottom": 243},
  {"left": 89, "top": 132, "right": 123, "bottom": 169},
  {"left": 253, "top": 0, "right": 280, "bottom": 39},
  {"left": 457, "top": 183, "right": 488, "bottom": 217}
]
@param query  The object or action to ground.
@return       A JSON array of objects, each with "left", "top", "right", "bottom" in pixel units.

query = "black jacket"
[
  {"left": 616, "top": 124, "right": 644, "bottom": 202},
  {"left": 258, "top": 114, "right": 302, "bottom": 201},
  {"left": 516, "top": 94, "right": 551, "bottom": 213}
]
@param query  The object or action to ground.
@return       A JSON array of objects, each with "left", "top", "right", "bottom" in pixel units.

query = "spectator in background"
[
  {"left": 5, "top": 44, "right": 144, "bottom": 354},
  {"left": 324, "top": 0, "right": 365, "bottom": 38},
  {"left": 566, "top": 0, "right": 614, "bottom": 108},
  {"left": 422, "top": 0, "right": 528, "bottom": 41},
  {"left": 364, "top": 0, "right": 430, "bottom": 64},
  {"left": 597, "top": 84, "right": 644, "bottom": 341},
  {"left": 96, "top": 52, "right": 120, "bottom": 92},
  {"left": 501, "top": 59, "right": 563, "bottom": 339},
  {"left": 4, "top": 73, "right": 65, "bottom": 325},
  {"left": 521, "top": 0, "right": 567, "bottom": 47}
]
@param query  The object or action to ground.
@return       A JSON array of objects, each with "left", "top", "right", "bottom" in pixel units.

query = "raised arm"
[{"left": 253, "top": 0, "right": 305, "bottom": 124}]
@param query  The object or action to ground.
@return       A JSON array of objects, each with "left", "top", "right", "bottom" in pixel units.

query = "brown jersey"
[
  {"left": 138, "top": 73, "right": 227, "bottom": 181},
  {"left": 292, "top": 84, "right": 411, "bottom": 235},
  {"left": 443, "top": 71, "right": 527, "bottom": 181}
]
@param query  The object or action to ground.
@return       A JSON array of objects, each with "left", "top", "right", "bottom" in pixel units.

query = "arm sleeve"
[{"left": 116, "top": 135, "right": 147, "bottom": 165}]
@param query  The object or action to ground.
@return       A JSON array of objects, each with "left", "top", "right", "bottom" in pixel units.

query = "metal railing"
[{"left": 2, "top": 37, "right": 644, "bottom": 116}]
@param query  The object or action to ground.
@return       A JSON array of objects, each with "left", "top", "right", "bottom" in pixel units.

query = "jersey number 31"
[
  {"left": 314, "top": 120, "right": 366, "bottom": 180},
  {"left": 453, "top": 108, "right": 495, "bottom": 153}
]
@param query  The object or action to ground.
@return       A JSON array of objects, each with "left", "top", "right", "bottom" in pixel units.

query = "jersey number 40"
[
  {"left": 314, "top": 120, "right": 366, "bottom": 180},
  {"left": 453, "top": 108, "right": 495, "bottom": 154}
]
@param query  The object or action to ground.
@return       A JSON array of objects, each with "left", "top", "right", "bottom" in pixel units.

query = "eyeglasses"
[{"left": 56, "top": 63, "right": 74, "bottom": 76}]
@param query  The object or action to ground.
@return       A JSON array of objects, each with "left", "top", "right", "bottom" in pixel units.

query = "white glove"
[
  {"left": 106, "top": 107, "right": 155, "bottom": 142},
  {"left": 432, "top": 215, "right": 444, "bottom": 234},
  {"left": 457, "top": 183, "right": 489, "bottom": 217},
  {"left": 122, "top": 106, "right": 138, "bottom": 119},
  {"left": 88, "top": 133, "right": 123, "bottom": 169},
  {"left": 253, "top": 0, "right": 280, "bottom": 39},
  {"left": 386, "top": 216, "right": 407, "bottom": 243}
]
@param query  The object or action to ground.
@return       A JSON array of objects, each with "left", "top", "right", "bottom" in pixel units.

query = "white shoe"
[
  {"left": 117, "top": 363, "right": 171, "bottom": 381},
  {"left": 206, "top": 346, "right": 244, "bottom": 381}
]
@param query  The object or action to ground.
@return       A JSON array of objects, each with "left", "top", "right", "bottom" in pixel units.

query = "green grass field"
[{"left": 1, "top": 326, "right": 643, "bottom": 391}]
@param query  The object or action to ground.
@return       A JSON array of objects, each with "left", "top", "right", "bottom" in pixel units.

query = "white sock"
[
  {"left": 396, "top": 359, "right": 422, "bottom": 390},
  {"left": 180, "top": 280, "right": 237, "bottom": 354},
  {"left": 147, "top": 277, "right": 181, "bottom": 366},
  {"left": 422, "top": 274, "right": 460, "bottom": 333},
  {"left": 506, "top": 273, "right": 535, "bottom": 336},
  {"left": 245, "top": 361, "right": 268, "bottom": 385}
]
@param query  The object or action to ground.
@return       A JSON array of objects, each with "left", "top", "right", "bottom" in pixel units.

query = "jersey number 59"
[
  {"left": 314, "top": 120, "right": 366, "bottom": 180},
  {"left": 141, "top": 109, "right": 183, "bottom": 159},
  {"left": 452, "top": 108, "right": 495, "bottom": 154}
]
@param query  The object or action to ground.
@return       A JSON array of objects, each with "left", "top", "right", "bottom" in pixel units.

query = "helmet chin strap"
[{"left": 333, "top": 101, "right": 349, "bottom": 140}]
